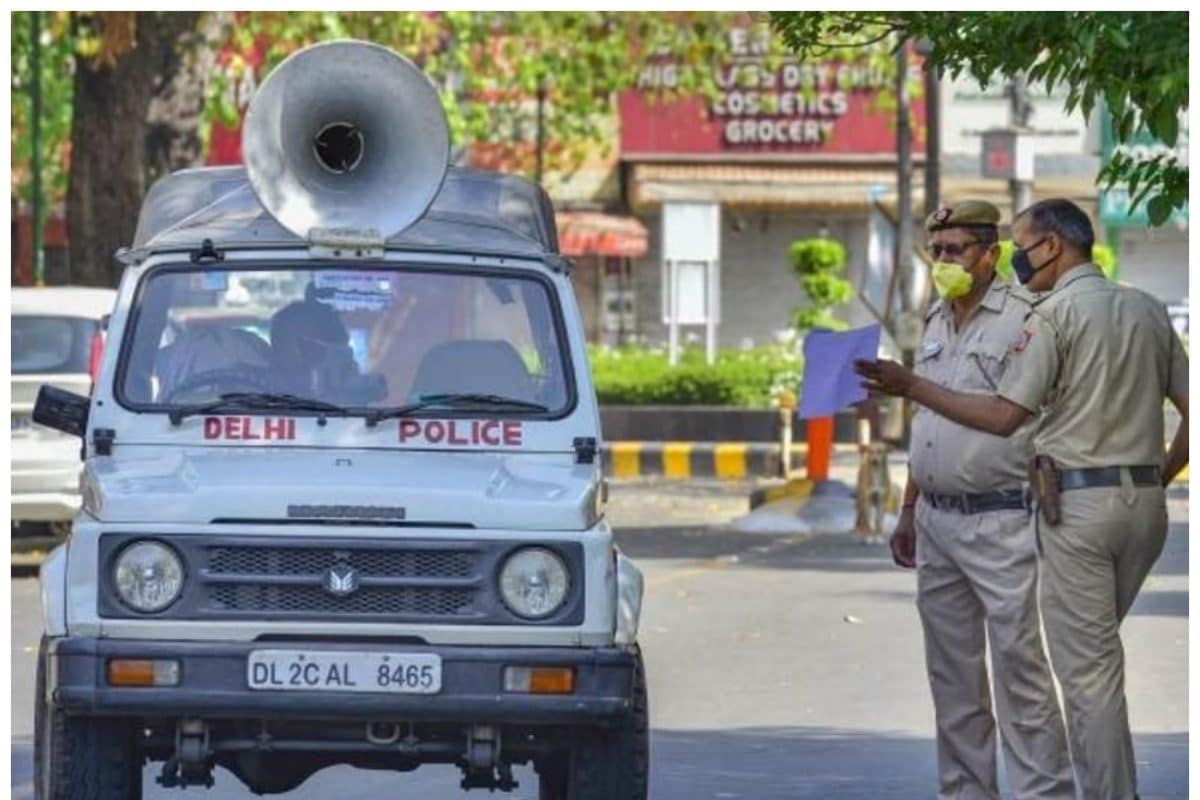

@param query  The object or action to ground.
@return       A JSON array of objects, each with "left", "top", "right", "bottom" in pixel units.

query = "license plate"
[
  {"left": 11, "top": 415, "right": 32, "bottom": 434},
  {"left": 247, "top": 650, "right": 441, "bottom": 694}
]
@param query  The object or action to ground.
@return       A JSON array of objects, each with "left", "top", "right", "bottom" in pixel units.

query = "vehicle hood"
[{"left": 85, "top": 446, "right": 600, "bottom": 531}]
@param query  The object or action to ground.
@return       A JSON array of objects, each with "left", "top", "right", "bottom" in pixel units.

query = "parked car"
[{"left": 11, "top": 286, "right": 116, "bottom": 551}]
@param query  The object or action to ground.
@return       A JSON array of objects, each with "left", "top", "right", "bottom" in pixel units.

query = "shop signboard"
[{"left": 620, "top": 26, "right": 926, "bottom": 158}]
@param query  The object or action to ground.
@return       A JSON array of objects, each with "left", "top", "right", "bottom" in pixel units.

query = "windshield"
[
  {"left": 117, "top": 265, "right": 572, "bottom": 415},
  {"left": 12, "top": 316, "right": 97, "bottom": 375}
]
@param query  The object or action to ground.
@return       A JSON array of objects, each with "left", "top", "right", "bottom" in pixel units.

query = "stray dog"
[{"left": 855, "top": 441, "right": 901, "bottom": 544}]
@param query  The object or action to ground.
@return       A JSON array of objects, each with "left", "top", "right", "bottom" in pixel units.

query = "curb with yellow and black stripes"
[
  {"left": 602, "top": 443, "right": 1192, "bottom": 487},
  {"left": 602, "top": 442, "right": 860, "bottom": 481}
]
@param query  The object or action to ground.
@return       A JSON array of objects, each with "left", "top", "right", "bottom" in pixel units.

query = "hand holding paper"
[
  {"left": 798, "top": 324, "right": 882, "bottom": 419},
  {"left": 854, "top": 358, "right": 917, "bottom": 398}
]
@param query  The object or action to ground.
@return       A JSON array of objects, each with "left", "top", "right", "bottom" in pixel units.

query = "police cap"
[{"left": 925, "top": 199, "right": 1001, "bottom": 233}]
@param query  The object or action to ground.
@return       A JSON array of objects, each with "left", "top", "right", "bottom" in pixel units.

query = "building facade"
[
  {"left": 602, "top": 26, "right": 1188, "bottom": 348},
  {"left": 615, "top": 29, "right": 928, "bottom": 349}
]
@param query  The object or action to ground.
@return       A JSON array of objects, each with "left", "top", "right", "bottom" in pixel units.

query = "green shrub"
[
  {"left": 588, "top": 344, "right": 801, "bottom": 407},
  {"left": 788, "top": 237, "right": 853, "bottom": 332}
]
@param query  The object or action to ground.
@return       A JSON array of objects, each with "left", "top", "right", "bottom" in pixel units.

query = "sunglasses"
[{"left": 927, "top": 240, "right": 983, "bottom": 259}]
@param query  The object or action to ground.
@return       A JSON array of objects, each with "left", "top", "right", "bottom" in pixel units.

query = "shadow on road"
[
  {"left": 615, "top": 527, "right": 810, "bottom": 561},
  {"left": 1128, "top": 589, "right": 1189, "bottom": 618},
  {"left": 649, "top": 727, "right": 1187, "bottom": 800},
  {"left": 618, "top": 521, "right": 1189, "bottom": 581},
  {"left": 12, "top": 737, "right": 32, "bottom": 798},
  {"left": 13, "top": 729, "right": 1188, "bottom": 799}
]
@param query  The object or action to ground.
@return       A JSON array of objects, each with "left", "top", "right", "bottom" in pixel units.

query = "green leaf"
[
  {"left": 1129, "top": 171, "right": 1159, "bottom": 211},
  {"left": 1154, "top": 104, "right": 1179, "bottom": 147},
  {"left": 1146, "top": 194, "right": 1173, "bottom": 226}
]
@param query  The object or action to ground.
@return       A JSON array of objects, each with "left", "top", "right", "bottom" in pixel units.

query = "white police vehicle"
[{"left": 33, "top": 40, "right": 646, "bottom": 799}]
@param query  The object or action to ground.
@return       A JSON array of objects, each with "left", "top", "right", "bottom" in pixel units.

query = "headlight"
[
  {"left": 113, "top": 541, "right": 184, "bottom": 613},
  {"left": 499, "top": 547, "right": 569, "bottom": 619}
]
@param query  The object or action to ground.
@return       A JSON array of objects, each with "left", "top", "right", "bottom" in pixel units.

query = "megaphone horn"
[{"left": 242, "top": 39, "right": 451, "bottom": 241}]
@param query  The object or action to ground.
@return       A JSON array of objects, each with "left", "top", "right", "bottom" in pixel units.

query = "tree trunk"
[
  {"left": 66, "top": 12, "right": 201, "bottom": 287},
  {"left": 144, "top": 13, "right": 227, "bottom": 185}
]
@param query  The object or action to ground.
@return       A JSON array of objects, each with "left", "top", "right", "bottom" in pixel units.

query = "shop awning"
[
  {"left": 555, "top": 211, "right": 648, "bottom": 258},
  {"left": 628, "top": 162, "right": 914, "bottom": 210}
]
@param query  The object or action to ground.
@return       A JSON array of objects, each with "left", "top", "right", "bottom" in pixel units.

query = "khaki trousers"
[
  {"left": 1036, "top": 481, "right": 1169, "bottom": 800},
  {"left": 916, "top": 501, "right": 1074, "bottom": 800}
]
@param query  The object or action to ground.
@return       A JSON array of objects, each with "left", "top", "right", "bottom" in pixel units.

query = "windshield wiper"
[
  {"left": 364, "top": 393, "right": 549, "bottom": 427},
  {"left": 167, "top": 392, "right": 352, "bottom": 426}
]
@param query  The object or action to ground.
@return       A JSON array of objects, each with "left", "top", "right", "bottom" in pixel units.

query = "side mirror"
[{"left": 33, "top": 385, "right": 90, "bottom": 439}]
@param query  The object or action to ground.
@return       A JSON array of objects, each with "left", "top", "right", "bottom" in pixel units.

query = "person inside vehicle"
[{"left": 269, "top": 293, "right": 386, "bottom": 405}]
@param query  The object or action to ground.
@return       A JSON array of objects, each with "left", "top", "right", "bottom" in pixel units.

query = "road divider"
[{"left": 602, "top": 442, "right": 859, "bottom": 480}]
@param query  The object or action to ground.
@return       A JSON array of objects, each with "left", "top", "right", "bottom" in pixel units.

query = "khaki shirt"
[
  {"left": 998, "top": 263, "right": 1188, "bottom": 468},
  {"left": 911, "top": 277, "right": 1037, "bottom": 494}
]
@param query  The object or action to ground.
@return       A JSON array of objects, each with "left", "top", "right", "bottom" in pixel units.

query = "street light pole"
[{"left": 30, "top": 10, "right": 45, "bottom": 286}]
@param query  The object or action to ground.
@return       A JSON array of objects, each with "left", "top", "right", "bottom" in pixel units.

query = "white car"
[
  {"left": 11, "top": 286, "right": 116, "bottom": 548},
  {"left": 32, "top": 40, "right": 645, "bottom": 800}
]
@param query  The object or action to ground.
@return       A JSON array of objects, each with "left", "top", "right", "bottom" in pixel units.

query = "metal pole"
[
  {"left": 894, "top": 39, "right": 915, "bottom": 367},
  {"left": 704, "top": 260, "right": 717, "bottom": 366},
  {"left": 1008, "top": 72, "right": 1034, "bottom": 216},
  {"left": 923, "top": 55, "right": 940, "bottom": 219},
  {"left": 667, "top": 261, "right": 680, "bottom": 367},
  {"left": 893, "top": 38, "right": 918, "bottom": 453},
  {"left": 617, "top": 258, "right": 629, "bottom": 345},
  {"left": 30, "top": 11, "right": 45, "bottom": 286}
]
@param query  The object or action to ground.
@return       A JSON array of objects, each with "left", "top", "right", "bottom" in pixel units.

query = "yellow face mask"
[{"left": 931, "top": 261, "right": 974, "bottom": 300}]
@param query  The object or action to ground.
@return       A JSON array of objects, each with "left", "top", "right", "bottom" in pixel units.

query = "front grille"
[
  {"left": 97, "top": 535, "right": 586, "bottom": 626},
  {"left": 208, "top": 584, "right": 476, "bottom": 616},
  {"left": 200, "top": 543, "right": 485, "bottom": 621},
  {"left": 208, "top": 546, "right": 476, "bottom": 579}
]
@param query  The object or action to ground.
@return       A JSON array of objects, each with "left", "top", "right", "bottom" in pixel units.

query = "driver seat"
[{"left": 408, "top": 340, "right": 535, "bottom": 402}]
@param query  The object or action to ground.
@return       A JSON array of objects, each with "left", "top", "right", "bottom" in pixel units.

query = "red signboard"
[
  {"left": 981, "top": 129, "right": 1016, "bottom": 178},
  {"left": 619, "top": 38, "right": 926, "bottom": 159}
]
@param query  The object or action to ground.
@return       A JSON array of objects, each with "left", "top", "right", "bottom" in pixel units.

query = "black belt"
[
  {"left": 1059, "top": 466, "right": 1162, "bottom": 492},
  {"left": 925, "top": 489, "right": 1028, "bottom": 515}
]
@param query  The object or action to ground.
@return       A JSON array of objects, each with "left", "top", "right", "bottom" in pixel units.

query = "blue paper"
[{"left": 798, "top": 324, "right": 882, "bottom": 419}]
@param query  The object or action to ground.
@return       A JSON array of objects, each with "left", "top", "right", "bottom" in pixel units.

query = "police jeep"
[{"left": 32, "top": 40, "right": 647, "bottom": 799}]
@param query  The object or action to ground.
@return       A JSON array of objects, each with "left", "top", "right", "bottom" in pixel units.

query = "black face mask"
[{"left": 1012, "top": 237, "right": 1057, "bottom": 284}]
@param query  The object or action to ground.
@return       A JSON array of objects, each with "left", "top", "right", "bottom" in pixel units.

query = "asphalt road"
[{"left": 10, "top": 482, "right": 1189, "bottom": 799}]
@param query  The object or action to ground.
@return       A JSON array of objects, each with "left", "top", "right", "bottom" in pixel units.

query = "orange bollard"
[{"left": 806, "top": 416, "right": 834, "bottom": 482}]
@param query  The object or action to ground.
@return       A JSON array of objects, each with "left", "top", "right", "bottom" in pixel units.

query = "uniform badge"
[
  {"left": 934, "top": 207, "right": 953, "bottom": 225},
  {"left": 921, "top": 340, "right": 943, "bottom": 359},
  {"left": 1013, "top": 330, "right": 1033, "bottom": 353}
]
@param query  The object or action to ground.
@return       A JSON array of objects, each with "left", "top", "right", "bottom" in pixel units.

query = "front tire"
[
  {"left": 34, "top": 636, "right": 143, "bottom": 800},
  {"left": 537, "top": 646, "right": 649, "bottom": 800}
]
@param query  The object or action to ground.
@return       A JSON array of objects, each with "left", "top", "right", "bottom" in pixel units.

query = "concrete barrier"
[{"left": 602, "top": 442, "right": 859, "bottom": 480}]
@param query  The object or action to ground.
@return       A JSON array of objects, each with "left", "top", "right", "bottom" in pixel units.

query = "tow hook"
[
  {"left": 158, "top": 719, "right": 215, "bottom": 788},
  {"left": 459, "top": 725, "right": 517, "bottom": 791},
  {"left": 365, "top": 721, "right": 401, "bottom": 745}
]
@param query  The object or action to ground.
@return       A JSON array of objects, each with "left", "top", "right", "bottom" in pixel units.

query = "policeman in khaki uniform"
[
  {"left": 892, "top": 200, "right": 1074, "bottom": 800},
  {"left": 860, "top": 198, "right": 1189, "bottom": 800}
]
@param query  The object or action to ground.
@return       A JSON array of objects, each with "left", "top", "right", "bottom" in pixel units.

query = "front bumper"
[{"left": 47, "top": 637, "right": 636, "bottom": 725}]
